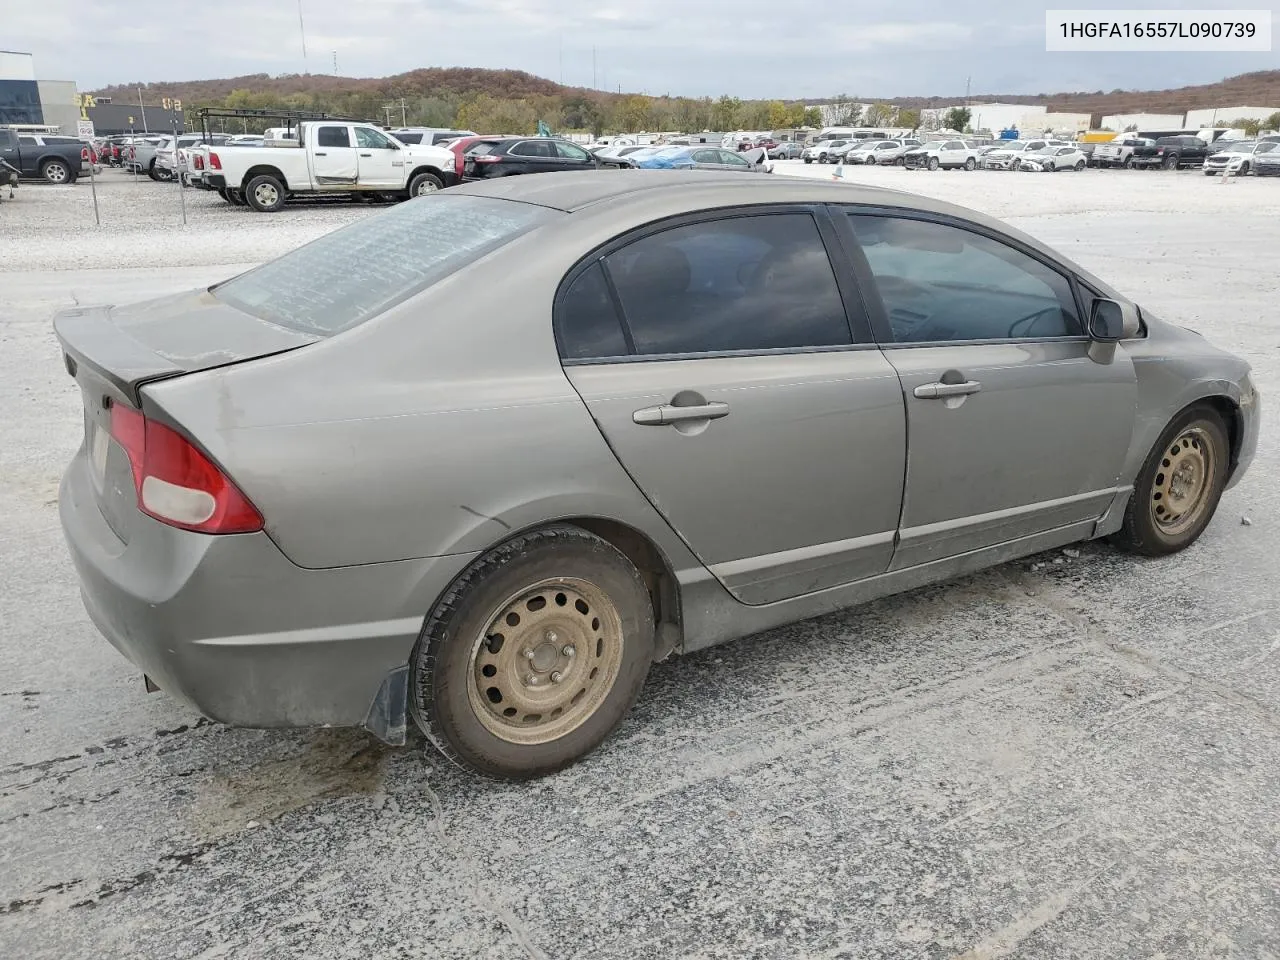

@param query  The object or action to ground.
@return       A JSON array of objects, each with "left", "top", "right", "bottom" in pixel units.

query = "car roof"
[{"left": 451, "top": 169, "right": 966, "bottom": 217}]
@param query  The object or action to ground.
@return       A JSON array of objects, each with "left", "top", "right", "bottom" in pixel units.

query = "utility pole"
[
  {"left": 332, "top": 50, "right": 338, "bottom": 75},
  {"left": 137, "top": 87, "right": 148, "bottom": 132},
  {"left": 965, "top": 75, "right": 971, "bottom": 106}
]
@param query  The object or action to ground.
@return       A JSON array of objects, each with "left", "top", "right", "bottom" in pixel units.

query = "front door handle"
[
  {"left": 914, "top": 380, "right": 982, "bottom": 399},
  {"left": 314, "top": 151, "right": 327, "bottom": 156},
  {"left": 633, "top": 401, "right": 730, "bottom": 426},
  {"left": 360, "top": 152, "right": 372, "bottom": 157}
]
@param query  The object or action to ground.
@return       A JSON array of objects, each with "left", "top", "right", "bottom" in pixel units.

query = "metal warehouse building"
[{"left": 1, "top": 50, "right": 80, "bottom": 132}]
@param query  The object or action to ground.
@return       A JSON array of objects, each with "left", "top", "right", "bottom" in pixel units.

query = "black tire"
[
  {"left": 803, "top": 158, "right": 812, "bottom": 164},
  {"left": 894, "top": 156, "right": 904, "bottom": 166},
  {"left": 147, "top": 159, "right": 161, "bottom": 181},
  {"left": 927, "top": 157, "right": 940, "bottom": 171},
  {"left": 964, "top": 157, "right": 976, "bottom": 171},
  {"left": 410, "top": 524, "right": 655, "bottom": 779},
  {"left": 1123, "top": 156, "right": 1134, "bottom": 169},
  {"left": 1075, "top": 160, "right": 1086, "bottom": 171},
  {"left": 244, "top": 174, "right": 286, "bottom": 212},
  {"left": 408, "top": 171, "right": 444, "bottom": 197},
  {"left": 1163, "top": 154, "right": 1178, "bottom": 170},
  {"left": 1240, "top": 161, "right": 1251, "bottom": 175},
  {"left": 1111, "top": 404, "right": 1230, "bottom": 557},
  {"left": 41, "top": 159, "right": 72, "bottom": 184}
]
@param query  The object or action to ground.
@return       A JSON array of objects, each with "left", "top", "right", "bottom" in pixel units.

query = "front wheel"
[
  {"left": 1239, "top": 161, "right": 1251, "bottom": 175},
  {"left": 803, "top": 158, "right": 812, "bottom": 164},
  {"left": 245, "top": 174, "right": 286, "bottom": 212},
  {"left": 1111, "top": 405, "right": 1230, "bottom": 557},
  {"left": 927, "top": 157, "right": 940, "bottom": 171},
  {"left": 964, "top": 157, "right": 976, "bottom": 171},
  {"left": 1075, "top": 160, "right": 1086, "bottom": 171},
  {"left": 408, "top": 171, "right": 444, "bottom": 197},
  {"left": 411, "top": 525, "right": 656, "bottom": 779}
]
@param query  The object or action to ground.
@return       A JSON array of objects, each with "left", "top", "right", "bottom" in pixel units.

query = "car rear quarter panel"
[{"left": 142, "top": 214, "right": 705, "bottom": 577}]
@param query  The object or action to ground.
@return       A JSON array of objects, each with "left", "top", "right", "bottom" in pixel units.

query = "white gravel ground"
[{"left": 1, "top": 165, "right": 1278, "bottom": 959}]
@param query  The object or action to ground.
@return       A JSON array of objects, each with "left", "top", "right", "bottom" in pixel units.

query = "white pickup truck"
[{"left": 202, "top": 120, "right": 458, "bottom": 211}]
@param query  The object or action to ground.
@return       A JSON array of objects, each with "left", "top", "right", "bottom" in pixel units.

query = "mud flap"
[{"left": 362, "top": 666, "right": 409, "bottom": 746}]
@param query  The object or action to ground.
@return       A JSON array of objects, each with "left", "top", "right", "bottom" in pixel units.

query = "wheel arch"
[
  {"left": 240, "top": 165, "right": 288, "bottom": 191},
  {"left": 430, "top": 515, "right": 685, "bottom": 662},
  {"left": 408, "top": 164, "right": 446, "bottom": 183},
  {"left": 1196, "top": 394, "right": 1246, "bottom": 481}
]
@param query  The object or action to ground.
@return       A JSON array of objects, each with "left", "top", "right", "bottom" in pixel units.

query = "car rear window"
[
  {"left": 395, "top": 132, "right": 424, "bottom": 144},
  {"left": 212, "top": 195, "right": 554, "bottom": 335}
]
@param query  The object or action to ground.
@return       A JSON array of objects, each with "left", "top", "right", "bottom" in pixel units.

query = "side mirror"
[
  {"left": 1087, "top": 297, "right": 1139, "bottom": 363},
  {"left": 1088, "top": 298, "right": 1125, "bottom": 342}
]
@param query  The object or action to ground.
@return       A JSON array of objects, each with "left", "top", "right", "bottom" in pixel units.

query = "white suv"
[
  {"left": 902, "top": 139, "right": 980, "bottom": 171},
  {"left": 802, "top": 140, "right": 849, "bottom": 164}
]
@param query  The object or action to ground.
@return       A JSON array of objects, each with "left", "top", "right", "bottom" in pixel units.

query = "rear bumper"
[
  {"left": 204, "top": 174, "right": 227, "bottom": 191},
  {"left": 59, "top": 447, "right": 476, "bottom": 734}
]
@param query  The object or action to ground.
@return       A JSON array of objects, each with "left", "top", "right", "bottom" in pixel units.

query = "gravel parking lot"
[{"left": 2, "top": 167, "right": 1278, "bottom": 959}]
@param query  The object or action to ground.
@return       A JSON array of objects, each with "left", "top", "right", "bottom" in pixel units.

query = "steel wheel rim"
[
  {"left": 254, "top": 183, "right": 278, "bottom": 206},
  {"left": 416, "top": 180, "right": 438, "bottom": 196},
  {"left": 467, "top": 577, "right": 624, "bottom": 745},
  {"left": 1151, "top": 426, "right": 1215, "bottom": 535}
]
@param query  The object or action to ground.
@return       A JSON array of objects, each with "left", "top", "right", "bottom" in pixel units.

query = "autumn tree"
[
  {"left": 711, "top": 95, "right": 743, "bottom": 130},
  {"left": 763, "top": 100, "right": 790, "bottom": 130},
  {"left": 616, "top": 95, "right": 653, "bottom": 132},
  {"left": 864, "top": 103, "right": 894, "bottom": 127},
  {"left": 803, "top": 107, "right": 823, "bottom": 127},
  {"left": 1231, "top": 117, "right": 1262, "bottom": 136},
  {"left": 457, "top": 94, "right": 536, "bottom": 134},
  {"left": 895, "top": 107, "right": 921, "bottom": 131},
  {"left": 1266, "top": 111, "right": 1280, "bottom": 132}
]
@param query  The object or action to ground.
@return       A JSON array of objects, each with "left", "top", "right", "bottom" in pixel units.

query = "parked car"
[
  {"left": 1254, "top": 147, "right": 1280, "bottom": 177},
  {"left": 442, "top": 135, "right": 504, "bottom": 181},
  {"left": 389, "top": 127, "right": 477, "bottom": 146},
  {"left": 980, "top": 139, "right": 1059, "bottom": 170},
  {"left": 802, "top": 140, "right": 848, "bottom": 164},
  {"left": 204, "top": 121, "right": 458, "bottom": 211},
  {"left": 768, "top": 141, "right": 804, "bottom": 159},
  {"left": 1202, "top": 140, "right": 1278, "bottom": 176},
  {"left": 873, "top": 139, "right": 922, "bottom": 165},
  {"left": 462, "top": 137, "right": 602, "bottom": 181},
  {"left": 593, "top": 144, "right": 650, "bottom": 167},
  {"left": 54, "top": 171, "right": 1259, "bottom": 780},
  {"left": 0, "top": 128, "right": 84, "bottom": 183},
  {"left": 1093, "top": 136, "right": 1150, "bottom": 168},
  {"left": 844, "top": 140, "right": 898, "bottom": 164},
  {"left": 123, "top": 137, "right": 169, "bottom": 180},
  {"left": 1132, "top": 135, "right": 1211, "bottom": 169},
  {"left": 631, "top": 146, "right": 763, "bottom": 172},
  {"left": 903, "top": 139, "right": 980, "bottom": 170},
  {"left": 1018, "top": 146, "right": 1089, "bottom": 172}
]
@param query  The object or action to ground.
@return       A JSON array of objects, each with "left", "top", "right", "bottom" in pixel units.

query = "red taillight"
[
  {"left": 472, "top": 155, "right": 501, "bottom": 164},
  {"left": 208, "top": 152, "right": 221, "bottom": 170},
  {"left": 108, "top": 404, "right": 263, "bottom": 535},
  {"left": 81, "top": 147, "right": 89, "bottom": 160}
]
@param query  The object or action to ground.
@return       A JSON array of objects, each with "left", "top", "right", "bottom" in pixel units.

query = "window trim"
[
  {"left": 829, "top": 204, "right": 1093, "bottom": 349},
  {"left": 552, "top": 204, "right": 877, "bottom": 365}
]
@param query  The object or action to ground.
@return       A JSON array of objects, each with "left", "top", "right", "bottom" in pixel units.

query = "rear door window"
[
  {"left": 603, "top": 213, "right": 852, "bottom": 356},
  {"left": 556, "top": 262, "right": 630, "bottom": 360},
  {"left": 212, "top": 195, "right": 553, "bottom": 335},
  {"left": 317, "top": 126, "right": 351, "bottom": 148}
]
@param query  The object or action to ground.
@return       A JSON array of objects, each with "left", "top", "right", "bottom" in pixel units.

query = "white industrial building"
[
  {"left": 1099, "top": 113, "right": 1185, "bottom": 132},
  {"left": 1184, "top": 105, "right": 1280, "bottom": 128},
  {"left": 1021, "top": 112, "right": 1092, "bottom": 135}
]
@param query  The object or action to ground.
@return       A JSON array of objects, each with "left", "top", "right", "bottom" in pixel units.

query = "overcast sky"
[{"left": 8, "top": 0, "right": 1277, "bottom": 99}]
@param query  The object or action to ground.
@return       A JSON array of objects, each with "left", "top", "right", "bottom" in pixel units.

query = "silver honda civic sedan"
[{"left": 56, "top": 172, "right": 1260, "bottom": 779}]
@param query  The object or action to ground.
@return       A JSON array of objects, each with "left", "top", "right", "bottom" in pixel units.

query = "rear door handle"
[
  {"left": 914, "top": 380, "right": 982, "bottom": 399},
  {"left": 633, "top": 402, "right": 730, "bottom": 425},
  {"left": 314, "top": 151, "right": 327, "bottom": 156},
  {"left": 360, "top": 152, "right": 372, "bottom": 157}
]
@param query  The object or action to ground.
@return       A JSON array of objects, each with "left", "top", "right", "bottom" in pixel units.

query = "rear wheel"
[
  {"left": 245, "top": 174, "right": 286, "bottom": 212},
  {"left": 964, "top": 157, "right": 976, "bottom": 171},
  {"left": 411, "top": 525, "right": 655, "bottom": 779},
  {"left": 1111, "top": 405, "right": 1230, "bottom": 556},
  {"left": 41, "top": 159, "right": 71, "bottom": 184},
  {"left": 1075, "top": 159, "right": 1086, "bottom": 171},
  {"left": 147, "top": 159, "right": 161, "bottom": 181},
  {"left": 1163, "top": 154, "right": 1178, "bottom": 169}
]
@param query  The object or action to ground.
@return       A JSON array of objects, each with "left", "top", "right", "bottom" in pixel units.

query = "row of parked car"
[{"left": 796, "top": 132, "right": 1280, "bottom": 176}]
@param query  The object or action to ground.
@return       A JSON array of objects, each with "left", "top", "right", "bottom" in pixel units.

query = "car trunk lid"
[{"left": 55, "top": 291, "right": 317, "bottom": 542}]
